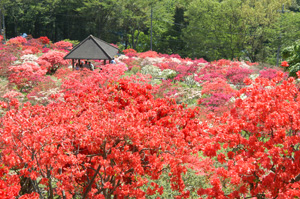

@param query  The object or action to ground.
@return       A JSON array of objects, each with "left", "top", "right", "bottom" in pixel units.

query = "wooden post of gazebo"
[{"left": 72, "top": 59, "right": 74, "bottom": 70}]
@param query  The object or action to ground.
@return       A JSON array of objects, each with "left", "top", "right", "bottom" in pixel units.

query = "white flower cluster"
[
  {"left": 21, "top": 54, "right": 39, "bottom": 62},
  {"left": 141, "top": 65, "right": 177, "bottom": 80},
  {"left": 249, "top": 74, "right": 259, "bottom": 80},
  {"left": 184, "top": 75, "right": 197, "bottom": 87},
  {"left": 141, "top": 65, "right": 162, "bottom": 78},
  {"left": 140, "top": 57, "right": 165, "bottom": 67},
  {"left": 170, "top": 58, "right": 182, "bottom": 64},
  {"left": 161, "top": 69, "right": 177, "bottom": 79},
  {"left": 117, "top": 55, "right": 129, "bottom": 61}
]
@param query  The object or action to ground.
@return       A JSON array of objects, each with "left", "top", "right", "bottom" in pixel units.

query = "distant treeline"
[{"left": 1, "top": 0, "right": 300, "bottom": 63}]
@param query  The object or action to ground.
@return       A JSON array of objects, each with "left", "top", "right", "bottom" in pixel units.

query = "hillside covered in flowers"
[{"left": 0, "top": 36, "right": 300, "bottom": 198}]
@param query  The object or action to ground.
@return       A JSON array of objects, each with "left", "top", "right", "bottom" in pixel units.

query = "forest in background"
[{"left": 1, "top": 0, "right": 300, "bottom": 64}]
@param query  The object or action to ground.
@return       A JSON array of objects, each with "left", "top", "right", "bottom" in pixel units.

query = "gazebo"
[{"left": 64, "top": 35, "right": 119, "bottom": 69}]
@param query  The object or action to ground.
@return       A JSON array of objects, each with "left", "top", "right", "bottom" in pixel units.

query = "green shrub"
[
  {"left": 63, "top": 39, "right": 80, "bottom": 47},
  {"left": 282, "top": 40, "right": 300, "bottom": 77},
  {"left": 161, "top": 69, "right": 177, "bottom": 79}
]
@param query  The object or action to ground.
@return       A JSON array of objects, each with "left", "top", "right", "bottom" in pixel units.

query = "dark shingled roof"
[{"left": 64, "top": 35, "right": 119, "bottom": 60}]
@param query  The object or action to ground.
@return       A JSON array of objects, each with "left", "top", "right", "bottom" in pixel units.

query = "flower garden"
[{"left": 0, "top": 36, "right": 300, "bottom": 198}]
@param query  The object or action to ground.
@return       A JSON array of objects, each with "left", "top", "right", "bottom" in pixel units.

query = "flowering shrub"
[
  {"left": 226, "top": 65, "right": 253, "bottom": 85},
  {"left": 53, "top": 40, "right": 73, "bottom": 50},
  {"left": 174, "top": 64, "right": 198, "bottom": 81},
  {"left": 25, "top": 38, "right": 43, "bottom": 50},
  {"left": 0, "top": 90, "right": 23, "bottom": 115},
  {"left": 0, "top": 73, "right": 207, "bottom": 198},
  {"left": 110, "top": 43, "right": 118, "bottom": 48},
  {"left": 0, "top": 165, "right": 20, "bottom": 199},
  {"left": 41, "top": 47, "right": 50, "bottom": 53},
  {"left": 3, "top": 36, "right": 300, "bottom": 198},
  {"left": 196, "top": 63, "right": 227, "bottom": 83},
  {"left": 198, "top": 73, "right": 300, "bottom": 198},
  {"left": 259, "top": 67, "right": 285, "bottom": 80},
  {"left": 37, "top": 50, "right": 69, "bottom": 73},
  {"left": 123, "top": 48, "right": 137, "bottom": 56},
  {"left": 161, "top": 69, "right": 177, "bottom": 79},
  {"left": 138, "top": 50, "right": 159, "bottom": 59},
  {"left": 0, "top": 35, "right": 3, "bottom": 42},
  {"left": 38, "top": 36, "right": 50, "bottom": 45},
  {"left": 20, "top": 54, "right": 39, "bottom": 63},
  {"left": 141, "top": 65, "right": 162, "bottom": 78},
  {"left": 21, "top": 46, "right": 40, "bottom": 55},
  {"left": 27, "top": 77, "right": 61, "bottom": 105},
  {"left": 8, "top": 62, "right": 47, "bottom": 92},
  {"left": 6, "top": 36, "right": 27, "bottom": 46},
  {"left": 199, "top": 78, "right": 236, "bottom": 113},
  {"left": 122, "top": 57, "right": 141, "bottom": 70},
  {"left": 53, "top": 67, "right": 74, "bottom": 80},
  {"left": 0, "top": 45, "right": 22, "bottom": 77}
]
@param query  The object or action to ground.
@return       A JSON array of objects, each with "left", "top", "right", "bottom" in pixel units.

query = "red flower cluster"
[
  {"left": 1, "top": 71, "right": 206, "bottom": 198},
  {"left": 6, "top": 36, "right": 27, "bottom": 46},
  {"left": 281, "top": 61, "right": 289, "bottom": 67},
  {"left": 53, "top": 40, "right": 73, "bottom": 50},
  {"left": 38, "top": 36, "right": 50, "bottom": 44}
]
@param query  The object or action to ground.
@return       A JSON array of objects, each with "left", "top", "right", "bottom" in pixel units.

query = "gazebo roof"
[{"left": 64, "top": 35, "right": 119, "bottom": 60}]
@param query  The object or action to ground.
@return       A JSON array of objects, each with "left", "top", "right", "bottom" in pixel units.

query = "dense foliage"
[{"left": 282, "top": 40, "right": 300, "bottom": 76}]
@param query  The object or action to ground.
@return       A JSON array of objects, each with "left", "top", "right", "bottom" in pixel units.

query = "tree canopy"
[{"left": 1, "top": 0, "right": 300, "bottom": 63}]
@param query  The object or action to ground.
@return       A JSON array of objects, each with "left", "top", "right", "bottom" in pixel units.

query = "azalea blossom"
[{"left": 281, "top": 61, "right": 289, "bottom": 67}]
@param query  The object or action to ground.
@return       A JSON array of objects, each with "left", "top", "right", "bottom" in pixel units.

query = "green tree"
[
  {"left": 184, "top": 0, "right": 246, "bottom": 60},
  {"left": 183, "top": 0, "right": 292, "bottom": 62}
]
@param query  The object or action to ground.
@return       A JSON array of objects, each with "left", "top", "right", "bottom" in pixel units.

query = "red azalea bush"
[
  {"left": 138, "top": 51, "right": 159, "bottom": 59},
  {"left": 0, "top": 165, "right": 20, "bottom": 199},
  {"left": 8, "top": 62, "right": 47, "bottom": 92},
  {"left": 196, "top": 73, "right": 300, "bottom": 198},
  {"left": 41, "top": 47, "right": 50, "bottom": 53},
  {"left": 174, "top": 64, "right": 199, "bottom": 81},
  {"left": 199, "top": 78, "right": 236, "bottom": 113},
  {"left": 25, "top": 38, "right": 44, "bottom": 50},
  {"left": 123, "top": 48, "right": 137, "bottom": 57},
  {"left": 0, "top": 46, "right": 20, "bottom": 77},
  {"left": 27, "top": 76, "right": 60, "bottom": 105},
  {"left": 153, "top": 79, "right": 180, "bottom": 100},
  {"left": 0, "top": 35, "right": 3, "bottom": 42},
  {"left": 6, "top": 36, "right": 27, "bottom": 47},
  {"left": 122, "top": 57, "right": 141, "bottom": 69},
  {"left": 0, "top": 71, "right": 207, "bottom": 198},
  {"left": 37, "top": 50, "right": 69, "bottom": 73},
  {"left": 53, "top": 40, "right": 73, "bottom": 51},
  {"left": 38, "top": 36, "right": 50, "bottom": 45},
  {"left": 21, "top": 46, "right": 40, "bottom": 55},
  {"left": 196, "top": 63, "right": 227, "bottom": 83},
  {"left": 226, "top": 65, "right": 253, "bottom": 85},
  {"left": 53, "top": 67, "right": 74, "bottom": 80},
  {"left": 259, "top": 67, "right": 286, "bottom": 80}
]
